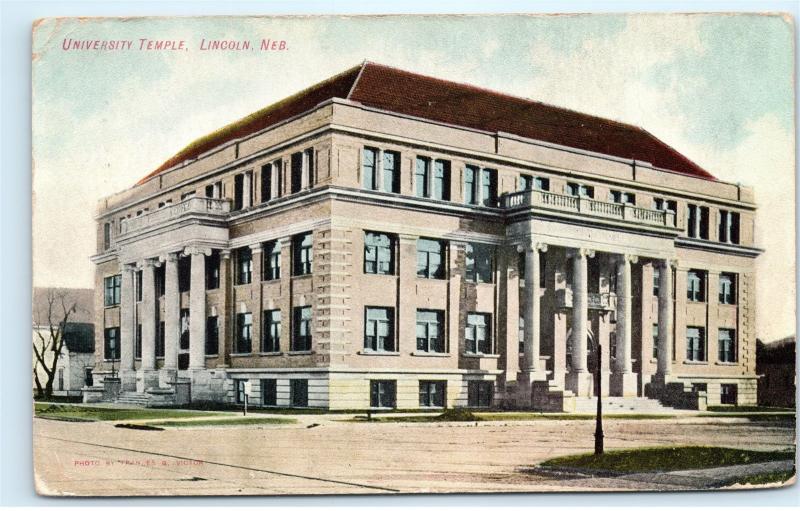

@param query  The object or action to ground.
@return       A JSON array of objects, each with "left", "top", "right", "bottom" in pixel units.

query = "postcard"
[{"left": 31, "top": 13, "right": 796, "bottom": 496}]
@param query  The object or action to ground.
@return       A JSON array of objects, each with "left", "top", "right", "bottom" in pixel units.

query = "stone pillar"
[
  {"left": 567, "top": 248, "right": 593, "bottom": 397},
  {"left": 119, "top": 264, "right": 136, "bottom": 390},
  {"left": 302, "top": 150, "right": 311, "bottom": 190},
  {"left": 160, "top": 252, "right": 180, "bottom": 386},
  {"left": 517, "top": 242, "right": 548, "bottom": 407},
  {"left": 657, "top": 258, "right": 675, "bottom": 378},
  {"left": 243, "top": 171, "right": 252, "bottom": 208},
  {"left": 270, "top": 162, "right": 279, "bottom": 200},
  {"left": 137, "top": 259, "right": 159, "bottom": 392},
  {"left": 612, "top": 254, "right": 638, "bottom": 396},
  {"left": 188, "top": 248, "right": 208, "bottom": 370},
  {"left": 219, "top": 249, "right": 233, "bottom": 366}
]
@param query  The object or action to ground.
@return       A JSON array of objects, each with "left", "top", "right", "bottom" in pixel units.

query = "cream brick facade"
[{"left": 89, "top": 68, "right": 760, "bottom": 410}]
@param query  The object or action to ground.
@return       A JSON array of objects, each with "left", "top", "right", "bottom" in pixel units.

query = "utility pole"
[{"left": 594, "top": 343, "right": 604, "bottom": 455}]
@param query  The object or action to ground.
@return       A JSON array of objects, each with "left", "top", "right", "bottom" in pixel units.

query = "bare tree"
[{"left": 32, "top": 289, "right": 79, "bottom": 399}]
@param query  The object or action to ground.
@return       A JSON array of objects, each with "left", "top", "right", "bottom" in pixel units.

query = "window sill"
[
  {"left": 715, "top": 361, "right": 739, "bottom": 366},
  {"left": 287, "top": 350, "right": 314, "bottom": 356},
  {"left": 358, "top": 350, "right": 400, "bottom": 356},
  {"left": 233, "top": 282, "right": 254, "bottom": 287},
  {"left": 411, "top": 351, "right": 449, "bottom": 357},
  {"left": 102, "top": 359, "right": 121, "bottom": 363},
  {"left": 416, "top": 276, "right": 447, "bottom": 282},
  {"left": 205, "top": 354, "right": 219, "bottom": 359},
  {"left": 261, "top": 278, "right": 281, "bottom": 284},
  {"left": 718, "top": 303, "right": 738, "bottom": 307},
  {"left": 462, "top": 353, "right": 500, "bottom": 359},
  {"left": 364, "top": 272, "right": 398, "bottom": 278},
  {"left": 103, "top": 304, "right": 120, "bottom": 309},
  {"left": 257, "top": 352, "right": 283, "bottom": 357},
  {"left": 230, "top": 352, "right": 254, "bottom": 358},
  {"left": 290, "top": 274, "right": 313, "bottom": 280},
  {"left": 683, "top": 360, "right": 708, "bottom": 365}
]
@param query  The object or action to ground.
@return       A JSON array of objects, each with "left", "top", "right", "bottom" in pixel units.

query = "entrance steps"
[
  {"left": 114, "top": 391, "right": 150, "bottom": 407},
  {"left": 573, "top": 396, "right": 679, "bottom": 414}
]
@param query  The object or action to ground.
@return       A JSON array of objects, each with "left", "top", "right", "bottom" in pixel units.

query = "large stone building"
[{"left": 88, "top": 62, "right": 761, "bottom": 410}]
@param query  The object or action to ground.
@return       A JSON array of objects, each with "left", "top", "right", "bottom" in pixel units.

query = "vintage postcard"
[{"left": 31, "top": 13, "right": 796, "bottom": 496}]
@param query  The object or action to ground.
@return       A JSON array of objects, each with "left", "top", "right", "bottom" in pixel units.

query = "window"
[
  {"left": 181, "top": 191, "right": 195, "bottom": 201},
  {"left": 135, "top": 270, "right": 143, "bottom": 302},
  {"left": 610, "top": 190, "right": 636, "bottom": 205},
  {"left": 718, "top": 210, "right": 740, "bottom": 244},
  {"left": 292, "top": 306, "right": 312, "bottom": 351},
  {"left": 518, "top": 315, "right": 525, "bottom": 355},
  {"left": 260, "top": 163, "right": 273, "bottom": 203},
  {"left": 304, "top": 148, "right": 315, "bottom": 188},
  {"left": 433, "top": 160, "right": 450, "bottom": 200},
  {"left": 719, "top": 273, "right": 737, "bottom": 304},
  {"left": 364, "top": 232, "right": 395, "bottom": 275},
  {"left": 178, "top": 256, "right": 191, "bottom": 292},
  {"left": 653, "top": 267, "right": 660, "bottom": 296},
  {"left": 206, "top": 251, "right": 220, "bottom": 290},
  {"left": 464, "top": 166, "right": 497, "bottom": 206},
  {"left": 687, "top": 204, "right": 709, "bottom": 239},
  {"left": 519, "top": 175, "right": 549, "bottom": 192},
  {"left": 235, "top": 380, "right": 246, "bottom": 404},
  {"left": 467, "top": 381, "right": 493, "bottom": 408},
  {"left": 382, "top": 150, "right": 399, "bottom": 193},
  {"left": 720, "top": 383, "right": 738, "bottom": 405},
  {"left": 417, "top": 238, "right": 446, "bottom": 279},
  {"left": 262, "top": 310, "right": 281, "bottom": 353},
  {"left": 179, "top": 309, "right": 190, "bottom": 350},
  {"left": 693, "top": 382, "right": 708, "bottom": 394},
  {"left": 292, "top": 232, "right": 313, "bottom": 275},
  {"left": 566, "top": 182, "right": 594, "bottom": 198},
  {"left": 263, "top": 240, "right": 281, "bottom": 281},
  {"left": 365, "top": 307, "right": 395, "bottom": 352},
  {"left": 57, "top": 368, "right": 64, "bottom": 391},
  {"left": 362, "top": 147, "right": 378, "bottom": 190},
  {"left": 205, "top": 181, "right": 223, "bottom": 199},
  {"left": 233, "top": 174, "right": 244, "bottom": 211},
  {"left": 466, "top": 313, "right": 491, "bottom": 354},
  {"left": 416, "top": 310, "right": 445, "bottom": 353},
  {"left": 104, "top": 275, "right": 121, "bottom": 306},
  {"left": 290, "top": 152, "right": 304, "bottom": 193},
  {"left": 652, "top": 324, "right": 659, "bottom": 359},
  {"left": 135, "top": 323, "right": 142, "bottom": 359},
  {"left": 415, "top": 156, "right": 430, "bottom": 198},
  {"left": 718, "top": 328, "right": 737, "bottom": 363},
  {"left": 103, "top": 327, "right": 119, "bottom": 360},
  {"left": 235, "top": 247, "right": 252, "bottom": 285},
  {"left": 103, "top": 222, "right": 111, "bottom": 250},
  {"left": 236, "top": 312, "right": 252, "bottom": 354},
  {"left": 465, "top": 243, "right": 494, "bottom": 283},
  {"left": 654, "top": 198, "right": 677, "bottom": 214},
  {"left": 155, "top": 265, "right": 165, "bottom": 297},
  {"left": 687, "top": 270, "right": 706, "bottom": 302},
  {"left": 156, "top": 320, "right": 165, "bottom": 357},
  {"left": 370, "top": 380, "right": 397, "bottom": 409},
  {"left": 261, "top": 379, "right": 277, "bottom": 406},
  {"left": 686, "top": 326, "right": 706, "bottom": 362},
  {"left": 419, "top": 381, "right": 446, "bottom": 408},
  {"left": 290, "top": 379, "right": 308, "bottom": 407},
  {"left": 206, "top": 316, "right": 219, "bottom": 356}
]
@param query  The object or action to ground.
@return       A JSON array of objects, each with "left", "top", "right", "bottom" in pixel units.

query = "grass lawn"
[
  {"left": 34, "top": 403, "right": 220, "bottom": 422},
  {"left": 353, "top": 412, "right": 678, "bottom": 423},
  {"left": 140, "top": 417, "right": 297, "bottom": 428},
  {"left": 706, "top": 406, "right": 795, "bottom": 413},
  {"left": 698, "top": 413, "right": 796, "bottom": 423},
  {"left": 723, "top": 469, "right": 796, "bottom": 487},
  {"left": 541, "top": 446, "right": 796, "bottom": 473}
]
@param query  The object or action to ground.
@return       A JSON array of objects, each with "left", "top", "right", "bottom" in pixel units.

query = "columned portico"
[
  {"left": 188, "top": 247, "right": 209, "bottom": 370},
  {"left": 160, "top": 252, "right": 180, "bottom": 387},
  {"left": 566, "top": 247, "right": 594, "bottom": 397},
  {"left": 137, "top": 259, "right": 159, "bottom": 391},
  {"left": 611, "top": 253, "right": 638, "bottom": 396},
  {"left": 119, "top": 264, "right": 136, "bottom": 390},
  {"left": 517, "top": 241, "right": 548, "bottom": 404}
]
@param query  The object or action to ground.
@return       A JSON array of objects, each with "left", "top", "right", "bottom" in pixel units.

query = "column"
[
  {"left": 612, "top": 254, "right": 638, "bottom": 396},
  {"left": 301, "top": 150, "right": 311, "bottom": 190},
  {"left": 188, "top": 248, "right": 208, "bottom": 370},
  {"left": 119, "top": 264, "right": 136, "bottom": 390},
  {"left": 521, "top": 243, "right": 548, "bottom": 378},
  {"left": 219, "top": 249, "right": 233, "bottom": 366},
  {"left": 567, "top": 247, "right": 593, "bottom": 396},
  {"left": 657, "top": 258, "right": 675, "bottom": 378},
  {"left": 243, "top": 171, "right": 252, "bottom": 208},
  {"left": 138, "top": 259, "right": 158, "bottom": 391},
  {"left": 270, "top": 162, "right": 279, "bottom": 200},
  {"left": 160, "top": 252, "right": 179, "bottom": 386}
]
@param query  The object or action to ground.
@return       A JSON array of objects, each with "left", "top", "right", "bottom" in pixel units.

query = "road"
[{"left": 33, "top": 415, "right": 795, "bottom": 496}]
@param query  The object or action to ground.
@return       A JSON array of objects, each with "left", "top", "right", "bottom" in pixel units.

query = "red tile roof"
[{"left": 139, "top": 61, "right": 714, "bottom": 184}]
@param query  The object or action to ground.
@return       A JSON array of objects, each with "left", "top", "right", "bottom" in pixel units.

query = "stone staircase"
[
  {"left": 574, "top": 396, "right": 679, "bottom": 414},
  {"left": 115, "top": 391, "right": 150, "bottom": 407}
]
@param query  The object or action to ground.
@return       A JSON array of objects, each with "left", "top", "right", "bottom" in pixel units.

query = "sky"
[{"left": 31, "top": 13, "right": 795, "bottom": 341}]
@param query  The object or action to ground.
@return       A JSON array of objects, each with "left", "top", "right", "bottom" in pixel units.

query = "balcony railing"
[
  {"left": 556, "top": 288, "right": 616, "bottom": 311},
  {"left": 500, "top": 189, "right": 676, "bottom": 228},
  {"left": 119, "top": 197, "right": 231, "bottom": 236}
]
